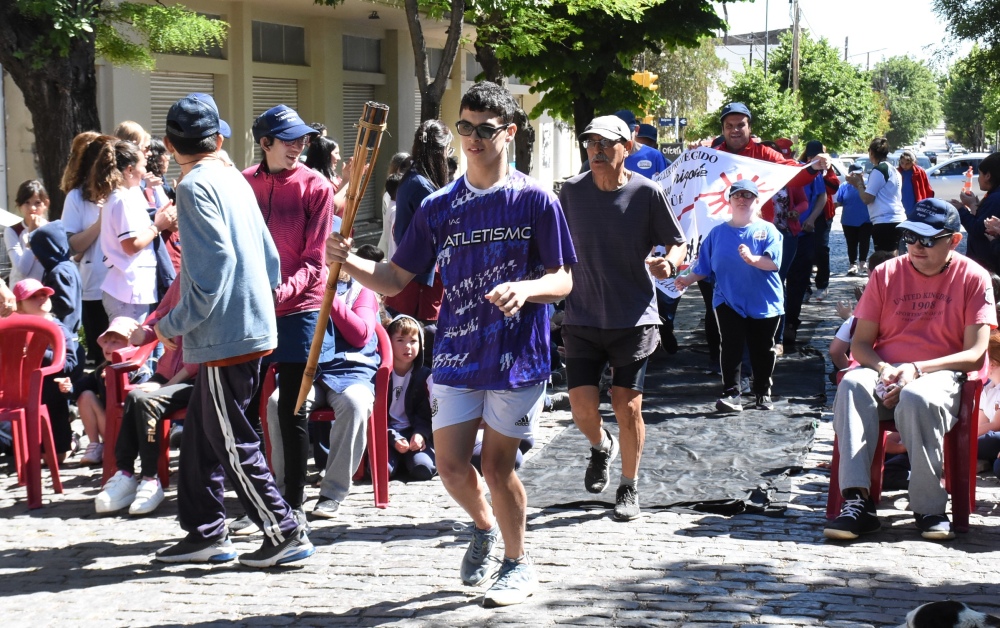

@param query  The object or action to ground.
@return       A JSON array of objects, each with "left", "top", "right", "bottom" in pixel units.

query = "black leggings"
[
  {"left": 871, "top": 222, "right": 901, "bottom": 253},
  {"left": 842, "top": 223, "right": 873, "bottom": 265},
  {"left": 715, "top": 303, "right": 780, "bottom": 396},
  {"left": 276, "top": 362, "right": 309, "bottom": 508}
]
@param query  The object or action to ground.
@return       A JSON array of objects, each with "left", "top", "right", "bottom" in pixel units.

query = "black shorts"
[{"left": 562, "top": 324, "right": 658, "bottom": 392}]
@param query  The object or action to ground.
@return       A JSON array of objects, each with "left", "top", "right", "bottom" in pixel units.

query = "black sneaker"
[
  {"left": 584, "top": 429, "right": 619, "bottom": 494},
  {"left": 238, "top": 525, "right": 315, "bottom": 568},
  {"left": 613, "top": 484, "right": 640, "bottom": 521},
  {"left": 914, "top": 513, "right": 956, "bottom": 541},
  {"left": 155, "top": 534, "right": 237, "bottom": 563},
  {"left": 311, "top": 497, "right": 340, "bottom": 519},
  {"left": 755, "top": 395, "right": 774, "bottom": 410},
  {"left": 228, "top": 515, "right": 258, "bottom": 536},
  {"left": 716, "top": 389, "right": 743, "bottom": 413},
  {"left": 544, "top": 392, "right": 571, "bottom": 412},
  {"left": 824, "top": 490, "right": 881, "bottom": 540}
]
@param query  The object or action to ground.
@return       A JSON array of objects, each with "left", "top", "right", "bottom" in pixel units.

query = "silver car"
[{"left": 925, "top": 153, "right": 990, "bottom": 202}]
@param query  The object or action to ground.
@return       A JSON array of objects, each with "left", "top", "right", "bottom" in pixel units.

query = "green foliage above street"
[
  {"left": 942, "top": 47, "right": 989, "bottom": 151},
  {"left": 872, "top": 56, "right": 941, "bottom": 149}
]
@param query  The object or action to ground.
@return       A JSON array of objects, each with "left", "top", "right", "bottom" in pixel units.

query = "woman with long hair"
[
  {"left": 378, "top": 151, "right": 411, "bottom": 257},
  {"left": 846, "top": 137, "right": 906, "bottom": 252},
  {"left": 4, "top": 179, "right": 50, "bottom": 286},
  {"left": 304, "top": 134, "right": 351, "bottom": 213}
]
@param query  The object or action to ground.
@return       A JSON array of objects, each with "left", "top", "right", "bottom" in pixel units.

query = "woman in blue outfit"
[
  {"left": 674, "top": 179, "right": 784, "bottom": 413},
  {"left": 951, "top": 152, "right": 1000, "bottom": 274}
]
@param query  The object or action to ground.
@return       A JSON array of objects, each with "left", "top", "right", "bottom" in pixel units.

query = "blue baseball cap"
[
  {"left": 720, "top": 102, "right": 752, "bottom": 123},
  {"left": 166, "top": 95, "right": 221, "bottom": 139},
  {"left": 637, "top": 123, "right": 658, "bottom": 141},
  {"left": 898, "top": 198, "right": 961, "bottom": 237},
  {"left": 613, "top": 110, "right": 638, "bottom": 131},
  {"left": 187, "top": 92, "right": 231, "bottom": 138},
  {"left": 727, "top": 179, "right": 759, "bottom": 200},
  {"left": 252, "top": 104, "right": 317, "bottom": 142}
]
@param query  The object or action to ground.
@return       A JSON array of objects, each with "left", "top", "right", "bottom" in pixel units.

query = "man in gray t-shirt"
[{"left": 558, "top": 115, "right": 686, "bottom": 521}]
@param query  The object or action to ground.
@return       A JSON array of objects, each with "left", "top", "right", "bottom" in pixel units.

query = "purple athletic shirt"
[{"left": 392, "top": 170, "right": 576, "bottom": 389}]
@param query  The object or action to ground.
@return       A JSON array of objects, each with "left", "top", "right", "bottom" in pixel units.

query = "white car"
[{"left": 925, "top": 153, "right": 990, "bottom": 202}]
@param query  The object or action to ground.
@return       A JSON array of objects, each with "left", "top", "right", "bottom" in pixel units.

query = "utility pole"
[
  {"left": 763, "top": 0, "right": 769, "bottom": 73},
  {"left": 844, "top": 36, "right": 848, "bottom": 61},
  {"left": 790, "top": 0, "right": 800, "bottom": 92}
]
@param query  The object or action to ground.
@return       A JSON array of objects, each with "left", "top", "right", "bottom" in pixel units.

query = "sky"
[{"left": 712, "top": 0, "right": 968, "bottom": 73}]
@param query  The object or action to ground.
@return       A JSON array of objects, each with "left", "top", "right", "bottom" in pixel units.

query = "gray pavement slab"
[{"left": 2, "top": 216, "right": 1000, "bottom": 627}]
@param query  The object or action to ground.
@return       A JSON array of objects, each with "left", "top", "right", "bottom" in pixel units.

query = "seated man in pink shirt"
[{"left": 825, "top": 199, "right": 997, "bottom": 542}]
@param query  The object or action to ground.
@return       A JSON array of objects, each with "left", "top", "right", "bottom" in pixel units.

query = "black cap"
[{"left": 166, "top": 96, "right": 221, "bottom": 139}]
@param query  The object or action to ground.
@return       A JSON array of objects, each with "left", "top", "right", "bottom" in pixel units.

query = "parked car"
[
  {"left": 925, "top": 153, "right": 991, "bottom": 201},
  {"left": 853, "top": 156, "right": 874, "bottom": 174},
  {"left": 923, "top": 150, "right": 938, "bottom": 165}
]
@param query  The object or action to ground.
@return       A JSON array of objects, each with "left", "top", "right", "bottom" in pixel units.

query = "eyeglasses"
[
  {"left": 280, "top": 137, "right": 310, "bottom": 148},
  {"left": 580, "top": 138, "right": 622, "bottom": 150},
  {"left": 455, "top": 120, "right": 511, "bottom": 139},
  {"left": 730, "top": 191, "right": 757, "bottom": 200},
  {"left": 900, "top": 230, "right": 953, "bottom": 248}
]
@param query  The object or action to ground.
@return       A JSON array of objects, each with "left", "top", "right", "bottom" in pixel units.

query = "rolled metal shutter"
[
  {"left": 150, "top": 71, "right": 215, "bottom": 181},
  {"left": 252, "top": 77, "right": 299, "bottom": 166},
  {"left": 343, "top": 83, "right": 377, "bottom": 222}
]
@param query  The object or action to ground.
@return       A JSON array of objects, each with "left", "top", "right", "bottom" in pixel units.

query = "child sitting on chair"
[
  {"left": 385, "top": 314, "right": 435, "bottom": 481},
  {"left": 94, "top": 278, "right": 197, "bottom": 516},
  {"left": 976, "top": 329, "right": 1000, "bottom": 479}
]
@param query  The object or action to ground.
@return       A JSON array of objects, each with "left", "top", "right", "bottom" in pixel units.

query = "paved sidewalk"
[{"left": 2, "top": 217, "right": 1000, "bottom": 628}]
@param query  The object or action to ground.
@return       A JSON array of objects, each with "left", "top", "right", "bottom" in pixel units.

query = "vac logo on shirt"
[
  {"left": 637, "top": 159, "right": 652, "bottom": 170},
  {"left": 443, "top": 226, "right": 532, "bottom": 249},
  {"left": 752, "top": 229, "right": 768, "bottom": 241}
]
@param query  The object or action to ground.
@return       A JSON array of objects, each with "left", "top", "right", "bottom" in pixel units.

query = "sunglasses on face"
[
  {"left": 455, "top": 120, "right": 511, "bottom": 139},
  {"left": 900, "top": 230, "right": 952, "bottom": 248},
  {"left": 580, "top": 138, "right": 622, "bottom": 150},
  {"left": 280, "top": 137, "right": 310, "bottom": 148},
  {"left": 730, "top": 191, "right": 757, "bottom": 200}
]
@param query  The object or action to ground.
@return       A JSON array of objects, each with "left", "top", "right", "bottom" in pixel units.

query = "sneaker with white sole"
[
  {"left": 613, "top": 484, "right": 640, "bottom": 521},
  {"left": 584, "top": 429, "right": 619, "bottom": 494},
  {"left": 238, "top": 525, "right": 315, "bottom": 568},
  {"left": 228, "top": 515, "right": 259, "bottom": 536},
  {"left": 716, "top": 389, "right": 743, "bottom": 413},
  {"left": 460, "top": 524, "right": 499, "bottom": 586},
  {"left": 128, "top": 477, "right": 164, "bottom": 515},
  {"left": 155, "top": 534, "right": 237, "bottom": 563},
  {"left": 847, "top": 264, "right": 858, "bottom": 276},
  {"left": 80, "top": 442, "right": 104, "bottom": 466},
  {"left": 95, "top": 471, "right": 139, "bottom": 513},
  {"left": 914, "top": 513, "right": 956, "bottom": 541},
  {"left": 484, "top": 557, "right": 539, "bottom": 607},
  {"left": 824, "top": 489, "right": 881, "bottom": 540}
]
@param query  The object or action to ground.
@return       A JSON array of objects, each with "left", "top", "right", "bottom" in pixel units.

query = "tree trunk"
[
  {"left": 0, "top": 5, "right": 101, "bottom": 219},
  {"left": 573, "top": 96, "right": 597, "bottom": 164},
  {"left": 405, "top": 0, "right": 463, "bottom": 123},
  {"left": 474, "top": 41, "right": 505, "bottom": 85},
  {"left": 475, "top": 41, "right": 533, "bottom": 174}
]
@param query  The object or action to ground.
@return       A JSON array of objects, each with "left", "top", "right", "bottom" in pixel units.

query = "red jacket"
[
  {"left": 716, "top": 138, "right": 819, "bottom": 222},
  {"left": 822, "top": 168, "right": 840, "bottom": 220},
  {"left": 899, "top": 164, "right": 934, "bottom": 202}
]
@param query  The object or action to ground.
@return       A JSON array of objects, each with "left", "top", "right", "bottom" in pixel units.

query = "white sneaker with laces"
[
  {"left": 129, "top": 477, "right": 165, "bottom": 515},
  {"left": 95, "top": 471, "right": 139, "bottom": 513},
  {"left": 80, "top": 442, "right": 104, "bottom": 466}
]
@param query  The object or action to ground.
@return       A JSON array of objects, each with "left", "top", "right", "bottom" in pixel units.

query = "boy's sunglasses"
[
  {"left": 455, "top": 120, "right": 511, "bottom": 139},
  {"left": 900, "top": 229, "right": 952, "bottom": 248}
]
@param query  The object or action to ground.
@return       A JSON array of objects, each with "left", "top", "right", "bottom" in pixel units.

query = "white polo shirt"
[
  {"left": 100, "top": 187, "right": 157, "bottom": 304},
  {"left": 61, "top": 187, "right": 108, "bottom": 301}
]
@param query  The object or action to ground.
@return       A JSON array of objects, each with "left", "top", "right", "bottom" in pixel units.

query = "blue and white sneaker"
[
  {"left": 460, "top": 524, "right": 499, "bottom": 586},
  {"left": 238, "top": 525, "right": 315, "bottom": 568},
  {"left": 155, "top": 535, "right": 237, "bottom": 563},
  {"left": 484, "top": 557, "right": 539, "bottom": 607}
]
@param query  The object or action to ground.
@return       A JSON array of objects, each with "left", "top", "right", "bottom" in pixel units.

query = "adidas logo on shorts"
[{"left": 514, "top": 415, "right": 531, "bottom": 427}]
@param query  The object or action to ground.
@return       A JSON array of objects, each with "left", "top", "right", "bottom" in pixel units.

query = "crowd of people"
[{"left": 2, "top": 83, "right": 999, "bottom": 606}]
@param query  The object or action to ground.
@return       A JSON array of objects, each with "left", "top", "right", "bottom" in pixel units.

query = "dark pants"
[
  {"left": 386, "top": 427, "right": 437, "bottom": 481},
  {"left": 871, "top": 222, "right": 901, "bottom": 252},
  {"left": 814, "top": 214, "right": 830, "bottom": 290},
  {"left": 775, "top": 230, "right": 798, "bottom": 344},
  {"left": 698, "top": 281, "right": 721, "bottom": 368},
  {"left": 715, "top": 303, "right": 779, "bottom": 397},
  {"left": 785, "top": 232, "right": 815, "bottom": 334},
  {"left": 115, "top": 381, "right": 193, "bottom": 478},
  {"left": 843, "top": 223, "right": 873, "bottom": 265},
  {"left": 178, "top": 361, "right": 295, "bottom": 544},
  {"left": 276, "top": 362, "right": 309, "bottom": 509},
  {"left": 42, "top": 377, "right": 72, "bottom": 453},
  {"left": 81, "top": 300, "right": 110, "bottom": 363}
]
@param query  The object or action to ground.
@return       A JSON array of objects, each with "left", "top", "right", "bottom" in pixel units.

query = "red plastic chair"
[
  {"left": 102, "top": 336, "right": 183, "bottom": 488},
  {"left": 0, "top": 313, "right": 66, "bottom": 509},
  {"left": 826, "top": 372, "right": 981, "bottom": 533},
  {"left": 259, "top": 323, "right": 392, "bottom": 508}
]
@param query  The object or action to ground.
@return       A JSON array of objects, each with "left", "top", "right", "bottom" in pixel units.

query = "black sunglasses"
[
  {"left": 580, "top": 138, "right": 623, "bottom": 150},
  {"left": 455, "top": 120, "right": 511, "bottom": 139},
  {"left": 900, "top": 230, "right": 953, "bottom": 248}
]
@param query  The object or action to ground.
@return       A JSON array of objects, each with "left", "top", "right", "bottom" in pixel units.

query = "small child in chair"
[{"left": 386, "top": 314, "right": 435, "bottom": 481}]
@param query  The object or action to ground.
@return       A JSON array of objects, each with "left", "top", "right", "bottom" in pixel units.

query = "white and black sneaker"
[
  {"left": 584, "top": 429, "right": 619, "bottom": 494},
  {"left": 155, "top": 535, "right": 237, "bottom": 563},
  {"left": 716, "top": 389, "right": 743, "bottom": 413},
  {"left": 824, "top": 489, "right": 881, "bottom": 540},
  {"left": 238, "top": 525, "right": 315, "bottom": 568},
  {"left": 228, "top": 515, "right": 259, "bottom": 536}
]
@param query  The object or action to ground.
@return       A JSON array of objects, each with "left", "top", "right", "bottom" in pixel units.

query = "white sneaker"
[
  {"left": 847, "top": 264, "right": 858, "bottom": 276},
  {"left": 80, "top": 442, "right": 104, "bottom": 466},
  {"left": 813, "top": 288, "right": 829, "bottom": 302},
  {"left": 129, "top": 477, "right": 165, "bottom": 515},
  {"left": 95, "top": 471, "right": 139, "bottom": 513}
]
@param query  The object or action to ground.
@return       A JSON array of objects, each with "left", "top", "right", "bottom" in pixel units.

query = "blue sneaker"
[
  {"left": 155, "top": 535, "right": 237, "bottom": 563},
  {"left": 484, "top": 557, "right": 539, "bottom": 607},
  {"left": 460, "top": 524, "right": 498, "bottom": 586},
  {"left": 238, "top": 525, "right": 315, "bottom": 568}
]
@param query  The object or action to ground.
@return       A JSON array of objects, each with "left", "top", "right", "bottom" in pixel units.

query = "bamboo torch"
[{"left": 295, "top": 102, "right": 390, "bottom": 413}]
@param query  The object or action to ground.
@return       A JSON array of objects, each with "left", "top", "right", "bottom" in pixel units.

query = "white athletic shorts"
[{"left": 431, "top": 383, "right": 546, "bottom": 440}]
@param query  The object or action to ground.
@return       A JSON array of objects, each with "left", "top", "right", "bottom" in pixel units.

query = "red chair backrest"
[
  {"left": 0, "top": 313, "right": 66, "bottom": 410},
  {"left": 373, "top": 323, "right": 393, "bottom": 400}
]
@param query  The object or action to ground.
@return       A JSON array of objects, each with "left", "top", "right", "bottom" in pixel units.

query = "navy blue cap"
[
  {"left": 720, "top": 102, "right": 752, "bottom": 122},
  {"left": 804, "top": 139, "right": 825, "bottom": 158},
  {"left": 727, "top": 179, "right": 759, "bottom": 199},
  {"left": 252, "top": 104, "right": 317, "bottom": 142},
  {"left": 898, "top": 198, "right": 961, "bottom": 237},
  {"left": 166, "top": 95, "right": 221, "bottom": 139},
  {"left": 187, "top": 92, "right": 231, "bottom": 138},
  {"left": 613, "top": 110, "right": 638, "bottom": 130},
  {"left": 848, "top": 163, "right": 863, "bottom": 173},
  {"left": 637, "top": 123, "right": 658, "bottom": 141}
]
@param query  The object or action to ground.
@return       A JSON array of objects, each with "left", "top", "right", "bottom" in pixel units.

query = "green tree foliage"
[
  {"left": 687, "top": 62, "right": 803, "bottom": 143},
  {"left": 767, "top": 31, "right": 883, "bottom": 152},
  {"left": 942, "top": 49, "right": 987, "bottom": 151},
  {"left": 0, "top": 1, "right": 227, "bottom": 216},
  {"left": 871, "top": 56, "right": 941, "bottom": 149},
  {"left": 933, "top": 0, "right": 1000, "bottom": 74}
]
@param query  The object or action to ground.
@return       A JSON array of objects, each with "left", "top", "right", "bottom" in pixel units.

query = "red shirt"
[{"left": 716, "top": 138, "right": 819, "bottom": 222}]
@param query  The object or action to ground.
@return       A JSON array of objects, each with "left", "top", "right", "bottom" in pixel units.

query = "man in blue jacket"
[{"left": 153, "top": 94, "right": 314, "bottom": 568}]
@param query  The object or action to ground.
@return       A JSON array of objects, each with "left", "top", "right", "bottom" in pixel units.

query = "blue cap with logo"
[
  {"left": 186, "top": 93, "right": 231, "bottom": 138},
  {"left": 613, "top": 110, "right": 638, "bottom": 131},
  {"left": 898, "top": 198, "right": 961, "bottom": 237},
  {"left": 252, "top": 104, "right": 317, "bottom": 142},
  {"left": 727, "top": 179, "right": 759, "bottom": 200},
  {"left": 720, "top": 102, "right": 752, "bottom": 123},
  {"left": 166, "top": 95, "right": 221, "bottom": 139}
]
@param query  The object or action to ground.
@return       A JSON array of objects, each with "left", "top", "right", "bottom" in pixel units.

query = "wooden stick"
[{"left": 295, "top": 102, "right": 390, "bottom": 414}]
